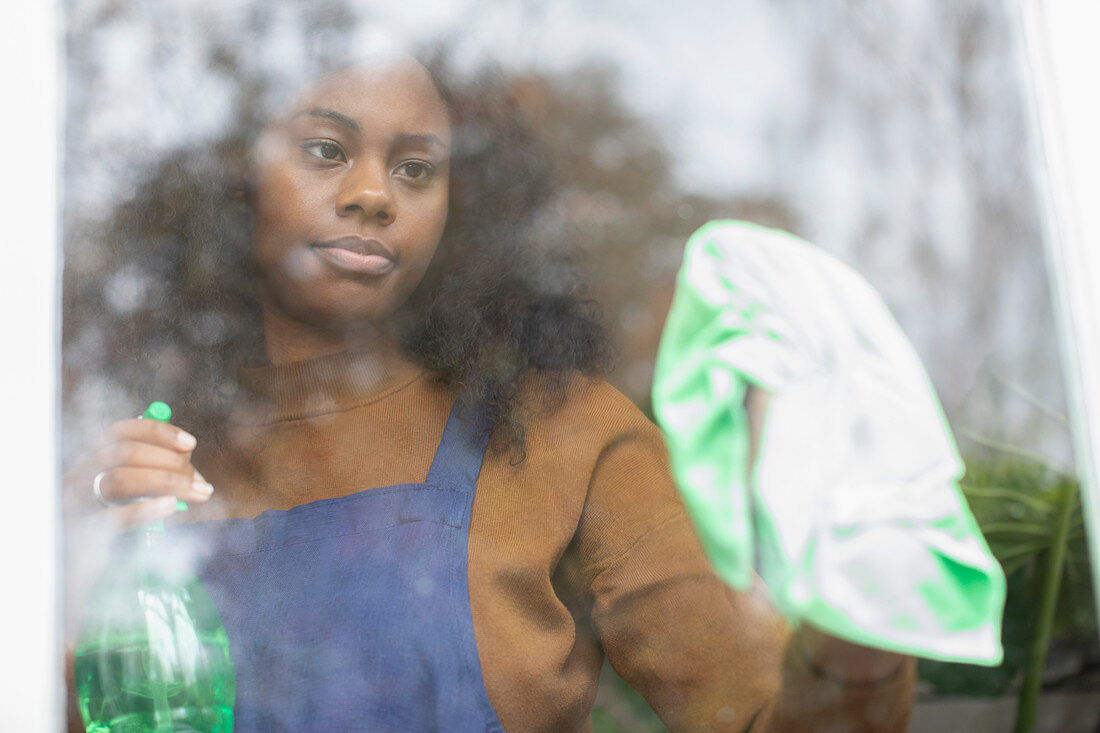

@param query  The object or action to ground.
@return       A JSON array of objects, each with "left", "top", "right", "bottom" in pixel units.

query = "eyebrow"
[
  {"left": 292, "top": 107, "right": 361, "bottom": 133},
  {"left": 289, "top": 109, "right": 448, "bottom": 151},
  {"left": 394, "top": 133, "right": 448, "bottom": 152}
]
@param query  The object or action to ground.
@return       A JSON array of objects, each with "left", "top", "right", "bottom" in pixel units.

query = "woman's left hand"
[
  {"left": 745, "top": 386, "right": 911, "bottom": 679},
  {"left": 793, "top": 624, "right": 907, "bottom": 685}
]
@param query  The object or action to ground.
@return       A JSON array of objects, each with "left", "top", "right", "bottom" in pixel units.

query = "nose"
[{"left": 336, "top": 160, "right": 393, "bottom": 224}]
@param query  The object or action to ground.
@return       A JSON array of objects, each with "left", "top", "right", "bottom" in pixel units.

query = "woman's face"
[{"left": 250, "top": 57, "right": 451, "bottom": 333}]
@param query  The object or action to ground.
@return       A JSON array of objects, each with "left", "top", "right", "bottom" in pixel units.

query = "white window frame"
[
  {"left": 1019, "top": 0, "right": 1100, "bottom": 628},
  {"left": 0, "top": 1, "right": 62, "bottom": 730}
]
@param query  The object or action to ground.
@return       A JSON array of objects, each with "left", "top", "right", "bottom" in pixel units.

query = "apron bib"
[{"left": 173, "top": 406, "right": 505, "bottom": 731}]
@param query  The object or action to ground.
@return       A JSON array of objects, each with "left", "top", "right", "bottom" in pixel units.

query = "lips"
[{"left": 311, "top": 236, "right": 396, "bottom": 276}]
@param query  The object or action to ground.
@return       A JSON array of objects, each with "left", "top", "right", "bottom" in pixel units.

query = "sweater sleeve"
[{"left": 572, "top": 387, "right": 914, "bottom": 731}]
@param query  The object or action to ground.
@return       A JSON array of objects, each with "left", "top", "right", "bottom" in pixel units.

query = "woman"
[{"left": 67, "top": 52, "right": 912, "bottom": 731}]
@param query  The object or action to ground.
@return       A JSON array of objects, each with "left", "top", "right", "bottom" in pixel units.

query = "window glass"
[{"left": 62, "top": 2, "right": 1091, "bottom": 730}]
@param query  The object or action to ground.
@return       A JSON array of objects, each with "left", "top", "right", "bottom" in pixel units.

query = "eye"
[
  {"left": 301, "top": 140, "right": 347, "bottom": 163},
  {"left": 394, "top": 160, "right": 435, "bottom": 182}
]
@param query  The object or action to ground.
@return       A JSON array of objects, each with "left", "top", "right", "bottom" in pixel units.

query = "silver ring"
[{"left": 92, "top": 471, "right": 124, "bottom": 508}]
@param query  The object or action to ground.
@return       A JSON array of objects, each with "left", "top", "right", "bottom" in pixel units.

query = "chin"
[
  {"left": 259, "top": 263, "right": 423, "bottom": 338},
  {"left": 297, "top": 294, "right": 410, "bottom": 333}
]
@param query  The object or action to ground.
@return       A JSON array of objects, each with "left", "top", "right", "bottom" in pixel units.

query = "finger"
[
  {"left": 63, "top": 463, "right": 206, "bottom": 518},
  {"left": 95, "top": 440, "right": 194, "bottom": 473},
  {"left": 96, "top": 467, "right": 214, "bottom": 505},
  {"left": 107, "top": 418, "right": 197, "bottom": 452}
]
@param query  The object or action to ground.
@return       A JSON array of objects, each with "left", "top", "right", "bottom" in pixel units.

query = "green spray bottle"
[{"left": 75, "top": 402, "right": 235, "bottom": 732}]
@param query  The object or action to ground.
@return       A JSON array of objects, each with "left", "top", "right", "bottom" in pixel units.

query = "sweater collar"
[{"left": 239, "top": 350, "right": 424, "bottom": 423}]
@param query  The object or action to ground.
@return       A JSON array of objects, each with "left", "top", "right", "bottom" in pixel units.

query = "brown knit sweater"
[{"left": 185, "top": 350, "right": 913, "bottom": 732}]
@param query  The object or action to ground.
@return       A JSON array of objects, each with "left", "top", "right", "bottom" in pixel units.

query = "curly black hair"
[{"left": 62, "top": 54, "right": 613, "bottom": 456}]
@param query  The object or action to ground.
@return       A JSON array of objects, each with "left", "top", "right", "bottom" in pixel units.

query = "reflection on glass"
[{"left": 61, "top": 2, "right": 1092, "bottom": 732}]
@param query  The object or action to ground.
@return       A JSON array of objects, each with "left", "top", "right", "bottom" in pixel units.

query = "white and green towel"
[{"left": 653, "top": 220, "right": 1006, "bottom": 664}]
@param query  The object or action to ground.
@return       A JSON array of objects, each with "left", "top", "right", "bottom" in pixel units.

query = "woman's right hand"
[
  {"left": 65, "top": 416, "right": 215, "bottom": 529},
  {"left": 63, "top": 415, "right": 216, "bottom": 634}
]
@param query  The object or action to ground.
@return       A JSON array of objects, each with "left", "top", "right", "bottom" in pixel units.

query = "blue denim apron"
[{"left": 173, "top": 406, "right": 505, "bottom": 731}]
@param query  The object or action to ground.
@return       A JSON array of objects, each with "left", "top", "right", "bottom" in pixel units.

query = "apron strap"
[{"left": 425, "top": 401, "right": 492, "bottom": 493}]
